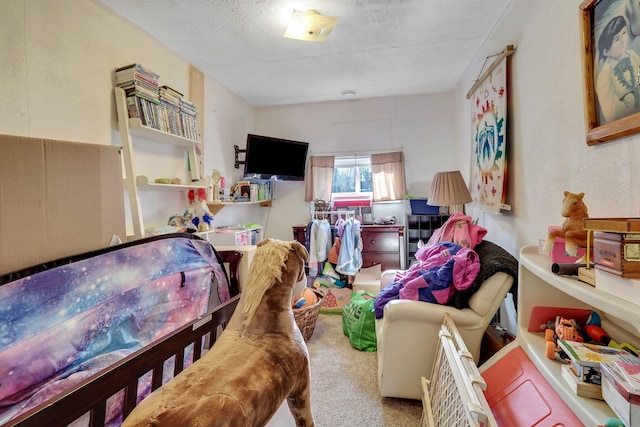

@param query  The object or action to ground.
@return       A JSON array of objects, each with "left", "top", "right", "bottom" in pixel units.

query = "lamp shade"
[
  {"left": 427, "top": 171, "right": 472, "bottom": 207},
  {"left": 283, "top": 9, "right": 339, "bottom": 42}
]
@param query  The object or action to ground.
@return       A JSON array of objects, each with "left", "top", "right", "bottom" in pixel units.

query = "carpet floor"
[{"left": 305, "top": 313, "right": 423, "bottom": 426}]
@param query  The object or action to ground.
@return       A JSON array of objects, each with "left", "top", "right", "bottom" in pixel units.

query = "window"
[{"left": 332, "top": 156, "right": 372, "bottom": 195}]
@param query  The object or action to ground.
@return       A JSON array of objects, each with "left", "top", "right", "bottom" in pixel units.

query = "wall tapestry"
[{"left": 469, "top": 47, "right": 513, "bottom": 215}]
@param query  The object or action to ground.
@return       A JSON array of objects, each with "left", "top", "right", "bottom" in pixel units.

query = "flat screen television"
[{"left": 243, "top": 134, "right": 309, "bottom": 181}]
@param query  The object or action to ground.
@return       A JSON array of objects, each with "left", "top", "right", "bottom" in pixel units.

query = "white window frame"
[{"left": 332, "top": 156, "right": 373, "bottom": 197}]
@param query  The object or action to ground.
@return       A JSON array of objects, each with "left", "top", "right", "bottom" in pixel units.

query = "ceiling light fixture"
[{"left": 283, "top": 9, "right": 339, "bottom": 42}]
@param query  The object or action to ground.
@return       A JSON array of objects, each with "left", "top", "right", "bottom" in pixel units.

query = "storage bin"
[{"left": 409, "top": 199, "right": 439, "bottom": 215}]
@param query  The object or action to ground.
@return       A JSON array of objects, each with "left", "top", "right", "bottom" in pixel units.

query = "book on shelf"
[
  {"left": 558, "top": 339, "right": 639, "bottom": 384},
  {"left": 559, "top": 340, "right": 637, "bottom": 368},
  {"left": 561, "top": 364, "right": 603, "bottom": 400},
  {"left": 160, "top": 85, "right": 184, "bottom": 98},
  {"left": 613, "top": 359, "right": 640, "bottom": 393}
]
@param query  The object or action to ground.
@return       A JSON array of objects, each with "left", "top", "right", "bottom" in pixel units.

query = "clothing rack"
[{"left": 312, "top": 210, "right": 356, "bottom": 221}]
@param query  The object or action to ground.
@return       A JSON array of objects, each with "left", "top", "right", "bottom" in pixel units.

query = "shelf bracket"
[{"left": 234, "top": 145, "right": 245, "bottom": 169}]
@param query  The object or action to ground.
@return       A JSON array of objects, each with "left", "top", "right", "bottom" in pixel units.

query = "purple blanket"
[{"left": 0, "top": 234, "right": 230, "bottom": 426}]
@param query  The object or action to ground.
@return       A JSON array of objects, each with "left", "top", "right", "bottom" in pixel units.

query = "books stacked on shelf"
[
  {"left": 248, "top": 178, "right": 272, "bottom": 201},
  {"left": 158, "top": 85, "right": 184, "bottom": 137},
  {"left": 600, "top": 361, "right": 640, "bottom": 426},
  {"left": 614, "top": 359, "right": 640, "bottom": 392},
  {"left": 115, "top": 63, "right": 160, "bottom": 103},
  {"left": 179, "top": 98, "right": 199, "bottom": 141},
  {"left": 558, "top": 339, "right": 639, "bottom": 386},
  {"left": 114, "top": 64, "right": 199, "bottom": 141}
]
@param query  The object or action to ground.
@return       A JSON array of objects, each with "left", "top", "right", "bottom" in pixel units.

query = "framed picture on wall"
[{"left": 580, "top": 0, "right": 640, "bottom": 145}]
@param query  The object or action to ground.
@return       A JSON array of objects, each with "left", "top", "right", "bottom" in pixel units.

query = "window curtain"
[
  {"left": 371, "top": 151, "right": 406, "bottom": 201},
  {"left": 304, "top": 155, "right": 335, "bottom": 201}
]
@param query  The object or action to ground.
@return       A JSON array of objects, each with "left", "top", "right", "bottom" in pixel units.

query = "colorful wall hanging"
[{"left": 468, "top": 45, "right": 515, "bottom": 215}]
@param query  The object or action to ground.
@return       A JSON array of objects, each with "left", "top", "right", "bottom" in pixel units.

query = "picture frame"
[{"left": 580, "top": 0, "right": 640, "bottom": 145}]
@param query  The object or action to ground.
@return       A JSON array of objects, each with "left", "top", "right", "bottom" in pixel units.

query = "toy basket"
[{"left": 293, "top": 289, "right": 324, "bottom": 341}]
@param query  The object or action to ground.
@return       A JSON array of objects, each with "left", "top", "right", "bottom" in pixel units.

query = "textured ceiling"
[{"left": 99, "top": 0, "right": 511, "bottom": 107}]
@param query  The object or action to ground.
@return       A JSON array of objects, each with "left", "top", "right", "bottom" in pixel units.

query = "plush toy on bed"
[
  {"left": 543, "top": 191, "right": 590, "bottom": 257},
  {"left": 121, "top": 239, "right": 315, "bottom": 427}
]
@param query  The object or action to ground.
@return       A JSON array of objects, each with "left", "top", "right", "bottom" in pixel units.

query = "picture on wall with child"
[{"left": 594, "top": 0, "right": 640, "bottom": 125}]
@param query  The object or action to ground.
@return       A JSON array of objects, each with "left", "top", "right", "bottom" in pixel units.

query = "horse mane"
[{"left": 241, "top": 240, "right": 291, "bottom": 327}]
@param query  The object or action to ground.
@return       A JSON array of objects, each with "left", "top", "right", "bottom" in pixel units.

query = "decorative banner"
[{"left": 470, "top": 55, "right": 508, "bottom": 215}]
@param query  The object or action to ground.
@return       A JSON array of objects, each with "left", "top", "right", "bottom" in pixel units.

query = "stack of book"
[
  {"left": 158, "top": 85, "right": 184, "bottom": 136},
  {"left": 601, "top": 360, "right": 640, "bottom": 426},
  {"left": 558, "top": 339, "right": 639, "bottom": 400},
  {"left": 179, "top": 98, "right": 199, "bottom": 141},
  {"left": 115, "top": 63, "right": 160, "bottom": 103},
  {"left": 114, "top": 64, "right": 199, "bottom": 141}
]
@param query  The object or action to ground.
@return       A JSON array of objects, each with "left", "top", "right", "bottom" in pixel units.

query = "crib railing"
[{"left": 6, "top": 294, "right": 240, "bottom": 427}]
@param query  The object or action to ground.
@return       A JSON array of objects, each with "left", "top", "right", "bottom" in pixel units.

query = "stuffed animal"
[
  {"left": 543, "top": 191, "right": 590, "bottom": 257},
  {"left": 188, "top": 188, "right": 214, "bottom": 232},
  {"left": 122, "top": 239, "right": 315, "bottom": 427}
]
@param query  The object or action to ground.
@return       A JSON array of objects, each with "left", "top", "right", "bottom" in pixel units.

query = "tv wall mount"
[{"left": 234, "top": 145, "right": 245, "bottom": 169}]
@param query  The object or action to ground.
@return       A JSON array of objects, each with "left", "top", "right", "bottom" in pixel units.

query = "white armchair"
[{"left": 375, "top": 241, "right": 517, "bottom": 400}]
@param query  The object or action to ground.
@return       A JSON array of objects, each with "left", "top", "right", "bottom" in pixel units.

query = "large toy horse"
[
  {"left": 122, "top": 239, "right": 314, "bottom": 427},
  {"left": 543, "top": 191, "right": 590, "bottom": 257}
]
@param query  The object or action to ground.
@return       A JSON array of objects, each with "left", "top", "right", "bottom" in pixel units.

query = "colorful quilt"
[{"left": 0, "top": 233, "right": 231, "bottom": 426}]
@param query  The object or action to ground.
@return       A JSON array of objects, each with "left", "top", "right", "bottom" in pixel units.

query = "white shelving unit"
[
  {"left": 197, "top": 226, "right": 263, "bottom": 247},
  {"left": 114, "top": 86, "right": 204, "bottom": 239},
  {"left": 481, "top": 245, "right": 640, "bottom": 425}
]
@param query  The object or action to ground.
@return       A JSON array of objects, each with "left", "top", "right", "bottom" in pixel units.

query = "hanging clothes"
[
  {"left": 336, "top": 218, "right": 363, "bottom": 276},
  {"left": 307, "top": 220, "right": 319, "bottom": 277},
  {"left": 315, "top": 219, "right": 332, "bottom": 263}
]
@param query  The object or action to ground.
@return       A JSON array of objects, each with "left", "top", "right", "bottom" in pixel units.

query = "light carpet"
[{"left": 305, "top": 313, "right": 422, "bottom": 426}]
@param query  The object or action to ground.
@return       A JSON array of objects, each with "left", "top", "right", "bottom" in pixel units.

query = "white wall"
[
  {"left": 0, "top": 0, "right": 258, "bottom": 236},
  {"left": 254, "top": 93, "right": 457, "bottom": 240},
  {"left": 6, "top": 0, "right": 633, "bottom": 258},
  {"left": 454, "top": 0, "right": 640, "bottom": 257}
]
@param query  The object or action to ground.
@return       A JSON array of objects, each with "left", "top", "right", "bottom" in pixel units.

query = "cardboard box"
[
  {"left": 353, "top": 264, "right": 382, "bottom": 295},
  {"left": 0, "top": 134, "right": 126, "bottom": 275},
  {"left": 601, "top": 362, "right": 640, "bottom": 426},
  {"left": 548, "top": 226, "right": 587, "bottom": 263}
]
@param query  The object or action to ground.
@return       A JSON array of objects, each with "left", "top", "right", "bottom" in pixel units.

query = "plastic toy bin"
[{"left": 409, "top": 199, "right": 439, "bottom": 215}]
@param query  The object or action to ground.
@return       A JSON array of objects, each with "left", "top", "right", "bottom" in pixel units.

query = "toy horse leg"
[
  {"left": 543, "top": 229, "right": 564, "bottom": 253},
  {"left": 286, "top": 379, "right": 315, "bottom": 427},
  {"left": 564, "top": 230, "right": 588, "bottom": 257}
]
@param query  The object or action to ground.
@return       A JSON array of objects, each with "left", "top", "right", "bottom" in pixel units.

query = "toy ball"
[
  {"left": 302, "top": 288, "right": 318, "bottom": 307},
  {"left": 292, "top": 296, "right": 307, "bottom": 309}
]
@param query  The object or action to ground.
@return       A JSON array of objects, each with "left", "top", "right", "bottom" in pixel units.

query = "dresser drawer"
[
  {"left": 361, "top": 229, "right": 401, "bottom": 253},
  {"left": 361, "top": 252, "right": 400, "bottom": 270}
]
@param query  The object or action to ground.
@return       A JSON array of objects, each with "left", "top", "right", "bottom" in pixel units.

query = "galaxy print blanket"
[{"left": 0, "top": 234, "right": 231, "bottom": 426}]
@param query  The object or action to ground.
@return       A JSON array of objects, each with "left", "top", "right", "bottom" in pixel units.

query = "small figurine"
[{"left": 543, "top": 191, "right": 590, "bottom": 257}]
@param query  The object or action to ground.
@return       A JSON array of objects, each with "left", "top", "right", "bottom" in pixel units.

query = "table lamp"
[{"left": 427, "top": 170, "right": 472, "bottom": 213}]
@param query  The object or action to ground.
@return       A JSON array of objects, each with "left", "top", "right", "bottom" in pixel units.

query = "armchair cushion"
[{"left": 375, "top": 240, "right": 517, "bottom": 400}]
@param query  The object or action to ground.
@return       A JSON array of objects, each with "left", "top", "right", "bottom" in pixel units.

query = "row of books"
[
  {"left": 126, "top": 95, "right": 199, "bottom": 141},
  {"left": 558, "top": 339, "right": 640, "bottom": 400},
  {"left": 236, "top": 179, "right": 272, "bottom": 201},
  {"left": 116, "top": 63, "right": 200, "bottom": 141}
]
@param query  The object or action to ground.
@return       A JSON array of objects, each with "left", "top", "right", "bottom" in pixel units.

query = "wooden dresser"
[{"left": 292, "top": 224, "right": 404, "bottom": 271}]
